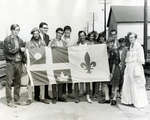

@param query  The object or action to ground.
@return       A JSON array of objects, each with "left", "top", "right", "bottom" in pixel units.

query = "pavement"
[{"left": 0, "top": 87, "right": 150, "bottom": 120}]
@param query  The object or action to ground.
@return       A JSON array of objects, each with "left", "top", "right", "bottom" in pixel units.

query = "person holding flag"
[
  {"left": 26, "top": 27, "right": 49, "bottom": 104},
  {"left": 48, "top": 27, "right": 67, "bottom": 103}
]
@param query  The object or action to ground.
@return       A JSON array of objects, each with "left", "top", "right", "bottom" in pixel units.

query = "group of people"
[{"left": 3, "top": 22, "right": 148, "bottom": 109}]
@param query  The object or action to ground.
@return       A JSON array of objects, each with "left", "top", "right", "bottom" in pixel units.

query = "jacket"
[{"left": 3, "top": 35, "right": 26, "bottom": 63}]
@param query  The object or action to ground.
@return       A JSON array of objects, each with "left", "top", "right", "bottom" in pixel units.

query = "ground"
[{"left": 0, "top": 88, "right": 150, "bottom": 120}]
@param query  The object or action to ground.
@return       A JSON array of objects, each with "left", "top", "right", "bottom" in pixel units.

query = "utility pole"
[
  {"left": 104, "top": 0, "right": 106, "bottom": 41},
  {"left": 99, "top": 0, "right": 109, "bottom": 41},
  {"left": 87, "top": 22, "right": 89, "bottom": 34},
  {"left": 144, "top": 0, "right": 148, "bottom": 60},
  {"left": 92, "top": 12, "right": 95, "bottom": 32}
]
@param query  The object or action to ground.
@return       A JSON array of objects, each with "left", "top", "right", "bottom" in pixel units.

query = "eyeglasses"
[
  {"left": 57, "top": 31, "right": 63, "bottom": 35},
  {"left": 43, "top": 27, "right": 48, "bottom": 30},
  {"left": 15, "top": 28, "right": 20, "bottom": 31}
]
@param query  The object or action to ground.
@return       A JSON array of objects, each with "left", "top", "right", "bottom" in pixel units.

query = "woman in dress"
[{"left": 121, "top": 32, "right": 148, "bottom": 108}]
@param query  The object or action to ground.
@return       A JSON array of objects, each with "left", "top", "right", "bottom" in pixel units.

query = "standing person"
[
  {"left": 4, "top": 24, "right": 26, "bottom": 107},
  {"left": 118, "top": 38, "right": 128, "bottom": 96},
  {"left": 121, "top": 32, "right": 148, "bottom": 108},
  {"left": 109, "top": 44, "right": 121, "bottom": 105},
  {"left": 74, "top": 31, "right": 87, "bottom": 103},
  {"left": 48, "top": 27, "right": 67, "bottom": 103},
  {"left": 35, "top": 22, "right": 51, "bottom": 100},
  {"left": 62, "top": 25, "right": 74, "bottom": 98},
  {"left": 26, "top": 27, "right": 49, "bottom": 104},
  {"left": 75, "top": 30, "right": 93, "bottom": 103},
  {"left": 102, "top": 37, "right": 121, "bottom": 106},
  {"left": 87, "top": 31, "right": 100, "bottom": 100}
]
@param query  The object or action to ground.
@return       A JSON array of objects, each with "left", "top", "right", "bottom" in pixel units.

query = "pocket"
[{"left": 134, "top": 65, "right": 142, "bottom": 78}]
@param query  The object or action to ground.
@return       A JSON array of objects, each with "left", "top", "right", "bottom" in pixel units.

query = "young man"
[
  {"left": 49, "top": 27, "right": 67, "bottom": 103},
  {"left": 33, "top": 22, "right": 51, "bottom": 101},
  {"left": 62, "top": 26, "right": 74, "bottom": 98},
  {"left": 4, "top": 24, "right": 26, "bottom": 107},
  {"left": 26, "top": 27, "right": 49, "bottom": 104}
]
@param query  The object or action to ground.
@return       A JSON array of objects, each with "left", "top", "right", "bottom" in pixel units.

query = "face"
[
  {"left": 33, "top": 31, "right": 40, "bottom": 40},
  {"left": 89, "top": 34, "right": 95, "bottom": 41},
  {"left": 120, "top": 42, "right": 126, "bottom": 48},
  {"left": 64, "top": 29, "right": 71, "bottom": 38},
  {"left": 129, "top": 34, "right": 136, "bottom": 44},
  {"left": 110, "top": 31, "right": 117, "bottom": 40},
  {"left": 12, "top": 26, "right": 20, "bottom": 36},
  {"left": 40, "top": 24, "right": 49, "bottom": 34},
  {"left": 98, "top": 36, "right": 104, "bottom": 43},
  {"left": 56, "top": 30, "right": 63, "bottom": 40},
  {"left": 108, "top": 41, "right": 114, "bottom": 49},
  {"left": 79, "top": 32, "right": 86, "bottom": 42}
]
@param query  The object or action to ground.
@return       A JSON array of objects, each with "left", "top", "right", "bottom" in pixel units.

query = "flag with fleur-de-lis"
[{"left": 26, "top": 44, "right": 110, "bottom": 86}]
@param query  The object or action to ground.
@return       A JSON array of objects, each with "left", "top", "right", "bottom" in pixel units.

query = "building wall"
[{"left": 117, "top": 23, "right": 150, "bottom": 45}]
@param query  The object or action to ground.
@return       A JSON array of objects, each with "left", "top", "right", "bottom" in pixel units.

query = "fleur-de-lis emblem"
[{"left": 80, "top": 52, "right": 96, "bottom": 73}]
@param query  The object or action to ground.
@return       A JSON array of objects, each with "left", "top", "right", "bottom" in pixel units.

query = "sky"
[{"left": 0, "top": 0, "right": 148, "bottom": 41}]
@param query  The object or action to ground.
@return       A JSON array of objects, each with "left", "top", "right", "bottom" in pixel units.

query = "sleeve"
[
  {"left": 137, "top": 43, "right": 145, "bottom": 65},
  {"left": 48, "top": 39, "right": 56, "bottom": 47},
  {"left": 3, "top": 37, "right": 18, "bottom": 54},
  {"left": 20, "top": 39, "right": 26, "bottom": 47}
]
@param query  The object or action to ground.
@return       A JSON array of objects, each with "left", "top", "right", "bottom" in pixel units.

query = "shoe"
[
  {"left": 14, "top": 101, "right": 22, "bottom": 105},
  {"left": 45, "top": 96, "right": 52, "bottom": 100},
  {"left": 111, "top": 100, "right": 117, "bottom": 105},
  {"left": 14, "top": 101, "right": 29, "bottom": 106},
  {"left": 52, "top": 98, "right": 57, "bottom": 104},
  {"left": 75, "top": 99, "right": 80, "bottom": 103},
  {"left": 39, "top": 99, "right": 50, "bottom": 104},
  {"left": 79, "top": 92, "right": 86, "bottom": 97},
  {"left": 103, "top": 100, "right": 110, "bottom": 104},
  {"left": 98, "top": 99, "right": 105, "bottom": 103},
  {"left": 34, "top": 97, "right": 40, "bottom": 101},
  {"left": 7, "top": 102, "right": 17, "bottom": 108},
  {"left": 68, "top": 93, "right": 75, "bottom": 99},
  {"left": 86, "top": 95, "right": 92, "bottom": 103},
  {"left": 25, "top": 99, "right": 32, "bottom": 105},
  {"left": 58, "top": 97, "right": 67, "bottom": 102}
]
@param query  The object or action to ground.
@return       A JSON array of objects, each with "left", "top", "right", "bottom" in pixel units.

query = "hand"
[{"left": 20, "top": 47, "right": 25, "bottom": 52}]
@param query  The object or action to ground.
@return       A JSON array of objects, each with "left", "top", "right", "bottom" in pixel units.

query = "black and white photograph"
[{"left": 0, "top": 0, "right": 150, "bottom": 120}]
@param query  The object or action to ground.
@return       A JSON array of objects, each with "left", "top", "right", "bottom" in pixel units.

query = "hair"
[
  {"left": 78, "top": 30, "right": 86, "bottom": 38},
  {"left": 10, "top": 24, "right": 19, "bottom": 31},
  {"left": 127, "top": 32, "right": 137, "bottom": 39},
  {"left": 87, "top": 31, "right": 97, "bottom": 41},
  {"left": 118, "top": 38, "right": 125, "bottom": 43},
  {"left": 64, "top": 25, "right": 72, "bottom": 32},
  {"left": 110, "top": 29, "right": 117, "bottom": 35},
  {"left": 96, "top": 32, "right": 105, "bottom": 43},
  {"left": 56, "top": 27, "right": 64, "bottom": 33},
  {"left": 126, "top": 32, "right": 137, "bottom": 50},
  {"left": 39, "top": 22, "right": 48, "bottom": 28}
]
